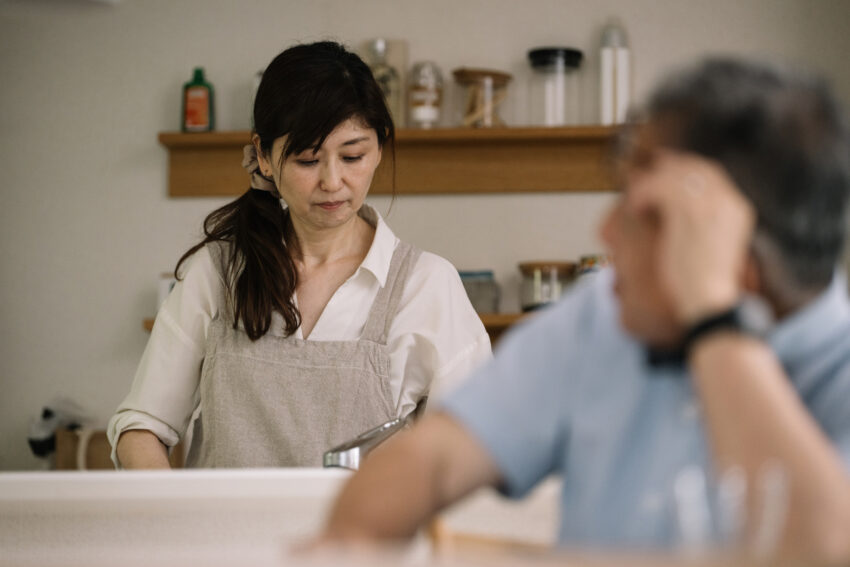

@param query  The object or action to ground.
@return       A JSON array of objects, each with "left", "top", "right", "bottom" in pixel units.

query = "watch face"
[{"left": 738, "top": 294, "right": 775, "bottom": 338}]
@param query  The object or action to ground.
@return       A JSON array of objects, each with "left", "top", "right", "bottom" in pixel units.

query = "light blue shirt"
[{"left": 442, "top": 269, "right": 850, "bottom": 550}]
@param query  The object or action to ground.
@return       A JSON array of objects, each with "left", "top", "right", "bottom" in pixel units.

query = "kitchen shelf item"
[
  {"left": 452, "top": 68, "right": 512, "bottom": 128},
  {"left": 408, "top": 61, "right": 443, "bottom": 129},
  {"left": 528, "top": 47, "right": 583, "bottom": 126},
  {"left": 158, "top": 125, "right": 616, "bottom": 196},
  {"left": 182, "top": 67, "right": 215, "bottom": 133},
  {"left": 459, "top": 270, "right": 500, "bottom": 314},
  {"left": 600, "top": 20, "right": 630, "bottom": 125},
  {"left": 518, "top": 261, "right": 576, "bottom": 312},
  {"left": 368, "top": 38, "right": 404, "bottom": 127},
  {"left": 576, "top": 254, "right": 609, "bottom": 278}
]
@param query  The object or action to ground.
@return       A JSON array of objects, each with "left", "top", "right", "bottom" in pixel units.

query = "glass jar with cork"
[{"left": 452, "top": 67, "right": 512, "bottom": 128}]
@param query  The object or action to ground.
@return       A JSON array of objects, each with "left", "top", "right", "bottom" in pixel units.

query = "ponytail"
[{"left": 175, "top": 189, "right": 301, "bottom": 340}]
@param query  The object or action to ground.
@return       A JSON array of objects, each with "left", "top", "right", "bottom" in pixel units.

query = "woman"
[{"left": 108, "top": 41, "right": 491, "bottom": 469}]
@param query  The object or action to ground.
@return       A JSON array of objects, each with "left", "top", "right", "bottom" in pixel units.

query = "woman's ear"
[{"left": 252, "top": 134, "right": 271, "bottom": 176}]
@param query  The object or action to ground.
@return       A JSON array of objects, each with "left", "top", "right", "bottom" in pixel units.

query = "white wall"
[{"left": 1, "top": 0, "right": 849, "bottom": 470}]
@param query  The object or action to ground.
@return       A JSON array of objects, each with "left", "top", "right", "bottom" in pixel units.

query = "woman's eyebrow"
[{"left": 341, "top": 136, "right": 370, "bottom": 146}]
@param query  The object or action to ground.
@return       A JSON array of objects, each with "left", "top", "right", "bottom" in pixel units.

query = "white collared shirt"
[{"left": 108, "top": 205, "right": 491, "bottom": 463}]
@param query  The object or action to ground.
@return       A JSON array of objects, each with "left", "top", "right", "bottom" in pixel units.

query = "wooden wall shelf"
[{"left": 158, "top": 126, "right": 617, "bottom": 197}]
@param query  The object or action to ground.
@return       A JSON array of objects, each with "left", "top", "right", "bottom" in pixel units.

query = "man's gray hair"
[{"left": 645, "top": 58, "right": 850, "bottom": 300}]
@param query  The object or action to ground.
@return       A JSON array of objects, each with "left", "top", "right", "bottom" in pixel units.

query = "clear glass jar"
[
  {"left": 368, "top": 38, "right": 403, "bottom": 128},
  {"left": 452, "top": 68, "right": 512, "bottom": 128},
  {"left": 527, "top": 47, "right": 583, "bottom": 126},
  {"left": 518, "top": 261, "right": 576, "bottom": 312},
  {"left": 459, "top": 270, "right": 500, "bottom": 314},
  {"left": 408, "top": 61, "right": 443, "bottom": 129}
]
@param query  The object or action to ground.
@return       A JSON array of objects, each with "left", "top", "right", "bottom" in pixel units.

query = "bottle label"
[{"left": 185, "top": 87, "right": 210, "bottom": 131}]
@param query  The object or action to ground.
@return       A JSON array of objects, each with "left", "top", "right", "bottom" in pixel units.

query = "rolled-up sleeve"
[{"left": 107, "top": 247, "right": 220, "bottom": 467}]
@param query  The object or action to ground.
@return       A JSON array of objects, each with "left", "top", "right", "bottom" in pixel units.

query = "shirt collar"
[
  {"left": 768, "top": 270, "right": 850, "bottom": 369},
  {"left": 641, "top": 270, "right": 850, "bottom": 373},
  {"left": 356, "top": 203, "right": 398, "bottom": 288}
]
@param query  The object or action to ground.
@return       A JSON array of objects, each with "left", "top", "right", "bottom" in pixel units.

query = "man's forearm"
[
  {"left": 115, "top": 429, "right": 172, "bottom": 469},
  {"left": 323, "top": 413, "right": 500, "bottom": 541},
  {"left": 324, "top": 431, "right": 440, "bottom": 540},
  {"left": 690, "top": 332, "right": 850, "bottom": 559}
]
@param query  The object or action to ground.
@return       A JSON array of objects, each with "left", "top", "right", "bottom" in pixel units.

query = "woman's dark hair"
[
  {"left": 643, "top": 58, "right": 850, "bottom": 292},
  {"left": 175, "top": 41, "right": 395, "bottom": 340}
]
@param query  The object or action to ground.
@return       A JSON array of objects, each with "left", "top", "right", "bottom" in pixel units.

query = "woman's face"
[{"left": 257, "top": 118, "right": 382, "bottom": 232}]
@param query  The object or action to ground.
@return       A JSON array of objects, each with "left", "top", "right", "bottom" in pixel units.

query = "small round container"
[
  {"left": 408, "top": 61, "right": 444, "bottom": 129},
  {"left": 518, "top": 261, "right": 576, "bottom": 311},
  {"left": 576, "top": 254, "right": 609, "bottom": 278},
  {"left": 459, "top": 270, "right": 500, "bottom": 314},
  {"left": 527, "top": 47, "right": 583, "bottom": 126},
  {"left": 452, "top": 68, "right": 512, "bottom": 128}
]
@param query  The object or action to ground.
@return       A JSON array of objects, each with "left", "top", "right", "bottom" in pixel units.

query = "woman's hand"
[{"left": 626, "top": 149, "right": 756, "bottom": 325}]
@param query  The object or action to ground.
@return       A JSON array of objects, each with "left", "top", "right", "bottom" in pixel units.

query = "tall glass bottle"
[
  {"left": 368, "top": 39, "right": 403, "bottom": 127},
  {"left": 182, "top": 67, "right": 215, "bottom": 132},
  {"left": 600, "top": 21, "right": 630, "bottom": 126}
]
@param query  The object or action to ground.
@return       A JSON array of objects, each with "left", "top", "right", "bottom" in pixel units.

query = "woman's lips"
[{"left": 316, "top": 201, "right": 345, "bottom": 211}]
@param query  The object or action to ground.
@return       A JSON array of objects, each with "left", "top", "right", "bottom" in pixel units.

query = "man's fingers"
[{"left": 625, "top": 149, "right": 743, "bottom": 221}]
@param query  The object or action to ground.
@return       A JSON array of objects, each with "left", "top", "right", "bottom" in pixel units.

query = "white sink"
[{"left": 0, "top": 468, "right": 351, "bottom": 566}]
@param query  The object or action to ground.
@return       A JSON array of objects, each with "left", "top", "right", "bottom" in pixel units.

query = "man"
[{"left": 321, "top": 59, "right": 850, "bottom": 560}]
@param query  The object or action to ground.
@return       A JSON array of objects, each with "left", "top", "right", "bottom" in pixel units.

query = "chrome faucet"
[{"left": 323, "top": 415, "right": 412, "bottom": 470}]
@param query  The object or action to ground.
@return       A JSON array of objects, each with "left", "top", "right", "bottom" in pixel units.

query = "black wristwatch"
[{"left": 681, "top": 299, "right": 773, "bottom": 358}]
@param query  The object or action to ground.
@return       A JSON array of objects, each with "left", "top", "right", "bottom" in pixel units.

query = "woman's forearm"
[{"left": 115, "top": 429, "right": 172, "bottom": 469}]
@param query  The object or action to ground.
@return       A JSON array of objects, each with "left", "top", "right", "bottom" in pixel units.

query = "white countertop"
[{"left": 0, "top": 468, "right": 558, "bottom": 566}]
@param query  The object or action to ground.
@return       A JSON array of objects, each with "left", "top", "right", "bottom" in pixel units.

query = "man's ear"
[{"left": 742, "top": 253, "right": 761, "bottom": 295}]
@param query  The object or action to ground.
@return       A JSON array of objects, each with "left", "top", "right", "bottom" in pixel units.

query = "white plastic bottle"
[{"left": 600, "top": 21, "right": 630, "bottom": 125}]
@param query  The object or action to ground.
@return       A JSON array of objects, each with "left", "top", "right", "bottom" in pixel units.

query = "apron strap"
[
  {"left": 204, "top": 240, "right": 237, "bottom": 319},
  {"left": 361, "top": 241, "right": 422, "bottom": 345}
]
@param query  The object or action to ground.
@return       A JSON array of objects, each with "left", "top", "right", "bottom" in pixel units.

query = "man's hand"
[{"left": 626, "top": 150, "right": 756, "bottom": 325}]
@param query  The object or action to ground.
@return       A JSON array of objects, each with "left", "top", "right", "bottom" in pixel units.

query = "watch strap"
[{"left": 681, "top": 306, "right": 742, "bottom": 358}]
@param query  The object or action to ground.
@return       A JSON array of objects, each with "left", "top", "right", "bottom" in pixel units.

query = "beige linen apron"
[{"left": 186, "top": 240, "right": 422, "bottom": 468}]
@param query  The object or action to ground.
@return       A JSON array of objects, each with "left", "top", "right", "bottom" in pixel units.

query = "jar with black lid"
[{"left": 527, "top": 47, "right": 583, "bottom": 126}]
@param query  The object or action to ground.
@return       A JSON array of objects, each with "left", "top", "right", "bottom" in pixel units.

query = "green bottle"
[{"left": 182, "top": 67, "right": 215, "bottom": 132}]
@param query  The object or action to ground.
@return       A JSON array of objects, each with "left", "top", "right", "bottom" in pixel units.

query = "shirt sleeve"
[
  {"left": 813, "top": 365, "right": 850, "bottom": 472},
  {"left": 439, "top": 290, "right": 587, "bottom": 500},
  {"left": 106, "top": 246, "right": 222, "bottom": 467},
  {"left": 388, "top": 251, "right": 492, "bottom": 419}
]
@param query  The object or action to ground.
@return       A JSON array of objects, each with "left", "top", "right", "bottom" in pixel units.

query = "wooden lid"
[
  {"left": 518, "top": 261, "right": 576, "bottom": 277},
  {"left": 452, "top": 67, "right": 513, "bottom": 87}
]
